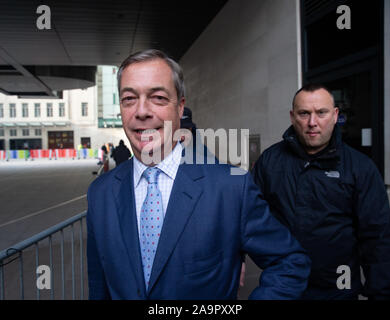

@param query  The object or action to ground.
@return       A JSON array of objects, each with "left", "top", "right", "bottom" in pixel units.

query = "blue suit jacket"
[{"left": 87, "top": 155, "right": 311, "bottom": 299}]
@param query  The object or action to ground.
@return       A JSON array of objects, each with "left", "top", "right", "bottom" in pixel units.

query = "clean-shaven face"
[
  {"left": 119, "top": 58, "right": 184, "bottom": 164},
  {"left": 290, "top": 88, "right": 339, "bottom": 155}
]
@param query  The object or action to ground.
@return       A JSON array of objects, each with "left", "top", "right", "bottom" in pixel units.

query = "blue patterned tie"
[{"left": 140, "top": 166, "right": 164, "bottom": 289}]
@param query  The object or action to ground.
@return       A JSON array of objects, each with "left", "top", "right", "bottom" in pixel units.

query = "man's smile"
[{"left": 133, "top": 127, "right": 163, "bottom": 137}]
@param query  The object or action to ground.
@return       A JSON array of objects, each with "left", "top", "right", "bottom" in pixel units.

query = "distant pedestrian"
[
  {"left": 180, "top": 107, "right": 197, "bottom": 146},
  {"left": 112, "top": 140, "right": 131, "bottom": 166},
  {"left": 77, "top": 144, "right": 82, "bottom": 159},
  {"left": 180, "top": 107, "right": 196, "bottom": 131},
  {"left": 101, "top": 145, "right": 109, "bottom": 173},
  {"left": 108, "top": 143, "right": 115, "bottom": 158}
]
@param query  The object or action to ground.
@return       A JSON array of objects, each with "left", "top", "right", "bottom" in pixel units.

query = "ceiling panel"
[
  {"left": 0, "top": 0, "right": 228, "bottom": 65},
  {"left": 0, "top": 0, "right": 227, "bottom": 96}
]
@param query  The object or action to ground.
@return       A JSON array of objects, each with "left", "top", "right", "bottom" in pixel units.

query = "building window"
[
  {"left": 22, "top": 129, "right": 29, "bottom": 136},
  {"left": 0, "top": 104, "right": 3, "bottom": 118},
  {"left": 0, "top": 129, "right": 4, "bottom": 136},
  {"left": 34, "top": 103, "right": 41, "bottom": 117},
  {"left": 35, "top": 129, "right": 42, "bottom": 136},
  {"left": 9, "top": 104, "right": 16, "bottom": 118},
  {"left": 81, "top": 102, "right": 88, "bottom": 116},
  {"left": 47, "top": 103, "right": 53, "bottom": 117},
  {"left": 59, "top": 103, "right": 65, "bottom": 117},
  {"left": 10, "top": 129, "right": 17, "bottom": 136},
  {"left": 48, "top": 131, "right": 74, "bottom": 149},
  {"left": 22, "top": 103, "right": 29, "bottom": 117}
]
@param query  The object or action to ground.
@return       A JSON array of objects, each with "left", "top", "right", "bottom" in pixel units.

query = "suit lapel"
[
  {"left": 113, "top": 159, "right": 146, "bottom": 295},
  {"left": 147, "top": 163, "right": 204, "bottom": 292}
]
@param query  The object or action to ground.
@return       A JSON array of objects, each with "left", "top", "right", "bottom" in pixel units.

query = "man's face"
[
  {"left": 290, "top": 88, "right": 339, "bottom": 155},
  {"left": 119, "top": 58, "right": 184, "bottom": 163}
]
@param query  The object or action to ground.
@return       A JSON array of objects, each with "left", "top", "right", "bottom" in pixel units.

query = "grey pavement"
[{"left": 237, "top": 258, "right": 262, "bottom": 300}]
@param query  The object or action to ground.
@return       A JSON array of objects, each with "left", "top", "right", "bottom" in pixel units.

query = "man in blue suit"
[{"left": 87, "top": 49, "right": 311, "bottom": 299}]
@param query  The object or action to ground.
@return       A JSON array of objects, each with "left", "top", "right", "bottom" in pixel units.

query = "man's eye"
[
  {"left": 150, "top": 95, "right": 169, "bottom": 105},
  {"left": 121, "top": 96, "right": 136, "bottom": 104}
]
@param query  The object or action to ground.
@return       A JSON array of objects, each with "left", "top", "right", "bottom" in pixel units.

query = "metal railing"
[{"left": 0, "top": 211, "right": 87, "bottom": 300}]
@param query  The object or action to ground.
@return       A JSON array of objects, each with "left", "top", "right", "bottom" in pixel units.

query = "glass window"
[
  {"left": 35, "top": 128, "right": 42, "bottom": 136},
  {"left": 47, "top": 103, "right": 53, "bottom": 117},
  {"left": 81, "top": 102, "right": 88, "bottom": 116},
  {"left": 22, "top": 129, "right": 29, "bottom": 136},
  {"left": 34, "top": 103, "right": 41, "bottom": 117},
  {"left": 0, "top": 129, "right": 4, "bottom": 136},
  {"left": 304, "top": 2, "right": 381, "bottom": 70},
  {"left": 9, "top": 103, "right": 16, "bottom": 118},
  {"left": 10, "top": 129, "right": 17, "bottom": 136},
  {"left": 22, "top": 103, "right": 29, "bottom": 117},
  {"left": 59, "top": 103, "right": 65, "bottom": 117},
  {"left": 0, "top": 104, "right": 3, "bottom": 118}
]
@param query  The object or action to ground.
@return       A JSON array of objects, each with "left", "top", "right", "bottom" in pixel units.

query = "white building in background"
[
  {"left": 0, "top": 66, "right": 128, "bottom": 152},
  {"left": 97, "top": 66, "right": 122, "bottom": 129}
]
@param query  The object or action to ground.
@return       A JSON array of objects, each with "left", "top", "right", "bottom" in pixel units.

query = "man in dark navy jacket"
[{"left": 252, "top": 84, "right": 390, "bottom": 300}]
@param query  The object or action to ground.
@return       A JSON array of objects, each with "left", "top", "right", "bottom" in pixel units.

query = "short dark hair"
[
  {"left": 292, "top": 83, "right": 335, "bottom": 109},
  {"left": 117, "top": 49, "right": 185, "bottom": 103}
]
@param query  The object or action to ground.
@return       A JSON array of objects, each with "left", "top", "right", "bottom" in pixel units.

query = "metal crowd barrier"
[{"left": 0, "top": 211, "right": 87, "bottom": 300}]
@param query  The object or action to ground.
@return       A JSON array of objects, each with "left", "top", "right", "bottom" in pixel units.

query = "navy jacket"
[
  {"left": 252, "top": 125, "right": 390, "bottom": 300},
  {"left": 87, "top": 149, "right": 311, "bottom": 299}
]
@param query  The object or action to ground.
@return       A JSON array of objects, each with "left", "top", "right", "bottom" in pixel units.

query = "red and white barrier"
[{"left": 0, "top": 149, "right": 98, "bottom": 160}]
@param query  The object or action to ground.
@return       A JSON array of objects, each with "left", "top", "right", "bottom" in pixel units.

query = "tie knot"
[{"left": 143, "top": 167, "right": 161, "bottom": 183}]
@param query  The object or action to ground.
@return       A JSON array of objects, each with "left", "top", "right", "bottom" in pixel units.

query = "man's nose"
[
  {"left": 308, "top": 114, "right": 317, "bottom": 127},
  {"left": 135, "top": 96, "right": 152, "bottom": 119}
]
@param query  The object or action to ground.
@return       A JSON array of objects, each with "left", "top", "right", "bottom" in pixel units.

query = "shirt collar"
[{"left": 133, "top": 142, "right": 183, "bottom": 187}]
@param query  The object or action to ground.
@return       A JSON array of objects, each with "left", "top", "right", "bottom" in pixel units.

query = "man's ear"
[
  {"left": 334, "top": 107, "right": 339, "bottom": 124},
  {"left": 290, "top": 109, "right": 294, "bottom": 124}
]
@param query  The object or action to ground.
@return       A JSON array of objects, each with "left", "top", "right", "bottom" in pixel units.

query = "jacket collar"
[{"left": 283, "top": 124, "right": 342, "bottom": 169}]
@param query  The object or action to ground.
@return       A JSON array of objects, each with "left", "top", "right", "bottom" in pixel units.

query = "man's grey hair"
[{"left": 117, "top": 49, "right": 185, "bottom": 103}]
